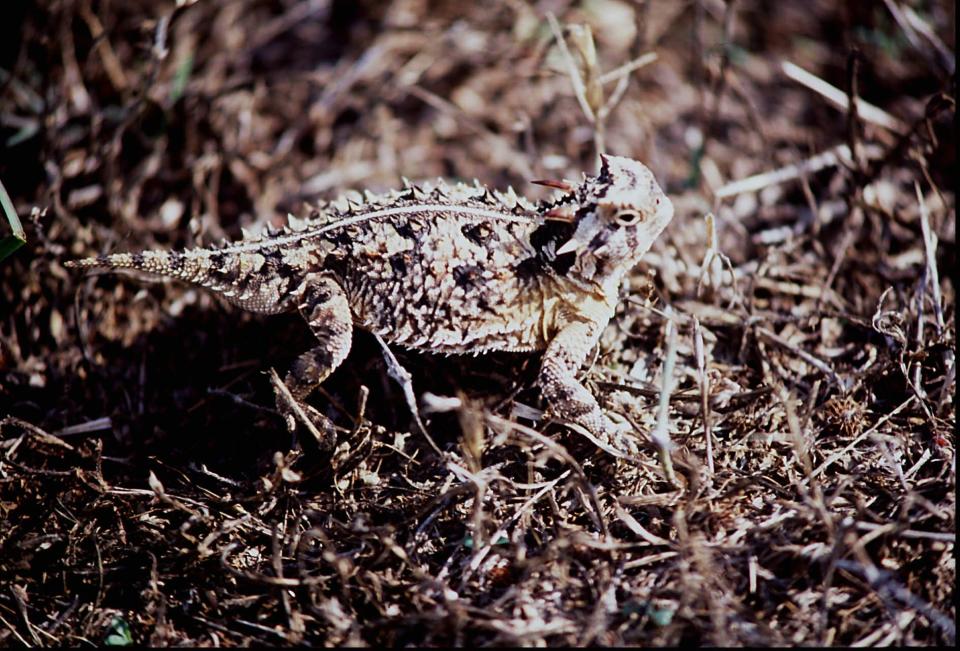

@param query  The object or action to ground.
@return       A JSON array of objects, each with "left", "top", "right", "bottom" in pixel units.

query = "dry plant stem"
[
  {"left": 271, "top": 524, "right": 304, "bottom": 640},
  {"left": 269, "top": 368, "right": 326, "bottom": 446},
  {"left": 596, "top": 52, "right": 658, "bottom": 85},
  {"left": 562, "top": 420, "right": 643, "bottom": 462},
  {"left": 54, "top": 416, "right": 113, "bottom": 436},
  {"left": 781, "top": 61, "right": 908, "bottom": 134},
  {"left": 371, "top": 332, "right": 442, "bottom": 456},
  {"left": 651, "top": 313, "right": 678, "bottom": 486},
  {"left": 845, "top": 49, "right": 865, "bottom": 174},
  {"left": 614, "top": 504, "right": 672, "bottom": 546},
  {"left": 462, "top": 469, "right": 572, "bottom": 585},
  {"left": 804, "top": 396, "right": 915, "bottom": 485},
  {"left": 725, "top": 71, "right": 775, "bottom": 166},
  {"left": 715, "top": 143, "right": 882, "bottom": 198},
  {"left": 352, "top": 385, "right": 369, "bottom": 436},
  {"left": 78, "top": 0, "right": 129, "bottom": 92},
  {"left": 854, "top": 521, "right": 954, "bottom": 543},
  {"left": 843, "top": 541, "right": 956, "bottom": 644},
  {"left": 797, "top": 162, "right": 822, "bottom": 238},
  {"left": 545, "top": 12, "right": 656, "bottom": 165},
  {"left": 865, "top": 92, "right": 954, "bottom": 185},
  {"left": 817, "top": 207, "right": 860, "bottom": 313},
  {"left": 441, "top": 459, "right": 496, "bottom": 546},
  {"left": 693, "top": 318, "right": 714, "bottom": 476},
  {"left": 485, "top": 413, "right": 608, "bottom": 539},
  {"left": 912, "top": 279, "right": 926, "bottom": 399},
  {"left": 546, "top": 13, "right": 595, "bottom": 124},
  {"left": 916, "top": 182, "right": 946, "bottom": 334},
  {"left": 937, "top": 358, "right": 955, "bottom": 413},
  {"left": 756, "top": 326, "right": 845, "bottom": 389},
  {"left": 883, "top": 0, "right": 956, "bottom": 76},
  {"left": 696, "top": 212, "right": 740, "bottom": 309},
  {"left": 706, "top": 0, "right": 738, "bottom": 135},
  {"left": 873, "top": 291, "right": 939, "bottom": 425},
  {"left": 8, "top": 585, "right": 41, "bottom": 646},
  {"left": 776, "top": 387, "right": 815, "bottom": 480}
]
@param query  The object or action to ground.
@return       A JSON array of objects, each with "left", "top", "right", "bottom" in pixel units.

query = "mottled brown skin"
[{"left": 66, "top": 155, "right": 674, "bottom": 448}]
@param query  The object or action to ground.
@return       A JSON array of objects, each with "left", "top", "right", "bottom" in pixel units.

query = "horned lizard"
[{"left": 66, "top": 154, "right": 673, "bottom": 449}]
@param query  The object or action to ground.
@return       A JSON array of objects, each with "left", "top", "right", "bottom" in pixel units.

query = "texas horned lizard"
[{"left": 66, "top": 155, "right": 673, "bottom": 449}]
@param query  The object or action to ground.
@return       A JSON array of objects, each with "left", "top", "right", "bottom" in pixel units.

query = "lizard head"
[{"left": 545, "top": 155, "right": 673, "bottom": 290}]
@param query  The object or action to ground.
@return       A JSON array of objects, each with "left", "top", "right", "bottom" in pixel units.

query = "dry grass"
[{"left": 0, "top": 0, "right": 955, "bottom": 646}]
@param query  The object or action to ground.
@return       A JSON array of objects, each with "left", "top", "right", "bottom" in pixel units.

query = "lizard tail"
[
  {"left": 64, "top": 250, "right": 212, "bottom": 284},
  {"left": 65, "top": 248, "right": 297, "bottom": 314}
]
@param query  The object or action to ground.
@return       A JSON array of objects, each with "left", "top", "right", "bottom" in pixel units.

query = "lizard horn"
[{"left": 530, "top": 179, "right": 575, "bottom": 192}]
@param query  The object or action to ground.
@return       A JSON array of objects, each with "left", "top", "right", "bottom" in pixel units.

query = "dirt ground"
[{"left": 0, "top": 0, "right": 955, "bottom": 646}]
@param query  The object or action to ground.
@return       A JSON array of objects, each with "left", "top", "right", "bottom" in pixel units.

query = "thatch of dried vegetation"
[{"left": 0, "top": 0, "right": 955, "bottom": 646}]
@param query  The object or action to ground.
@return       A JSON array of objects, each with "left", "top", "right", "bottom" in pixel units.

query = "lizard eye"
[{"left": 614, "top": 209, "right": 643, "bottom": 226}]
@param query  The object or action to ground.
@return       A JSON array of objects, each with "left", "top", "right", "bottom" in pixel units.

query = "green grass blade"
[{"left": 0, "top": 177, "right": 25, "bottom": 262}]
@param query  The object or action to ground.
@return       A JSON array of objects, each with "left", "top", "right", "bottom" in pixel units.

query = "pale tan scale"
[{"left": 238, "top": 252, "right": 266, "bottom": 276}]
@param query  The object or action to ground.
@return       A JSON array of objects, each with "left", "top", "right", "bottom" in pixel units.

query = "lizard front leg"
[
  {"left": 285, "top": 273, "right": 353, "bottom": 399},
  {"left": 539, "top": 319, "right": 632, "bottom": 450}
]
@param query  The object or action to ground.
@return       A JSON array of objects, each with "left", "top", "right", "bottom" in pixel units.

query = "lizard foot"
[
  {"left": 599, "top": 412, "right": 640, "bottom": 456},
  {"left": 272, "top": 380, "right": 338, "bottom": 451}
]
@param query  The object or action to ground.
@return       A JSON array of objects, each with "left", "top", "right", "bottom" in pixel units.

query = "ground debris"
[{"left": 0, "top": 0, "right": 954, "bottom": 646}]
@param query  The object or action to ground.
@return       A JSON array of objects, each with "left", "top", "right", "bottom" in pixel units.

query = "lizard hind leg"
[{"left": 284, "top": 274, "right": 354, "bottom": 399}]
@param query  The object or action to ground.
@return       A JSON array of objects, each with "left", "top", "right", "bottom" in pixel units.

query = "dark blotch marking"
[
  {"left": 389, "top": 253, "right": 407, "bottom": 275},
  {"left": 461, "top": 223, "right": 491, "bottom": 246},
  {"left": 208, "top": 251, "right": 226, "bottom": 270},
  {"left": 322, "top": 229, "right": 352, "bottom": 247},
  {"left": 514, "top": 255, "right": 542, "bottom": 282},
  {"left": 394, "top": 221, "right": 416, "bottom": 240},
  {"left": 209, "top": 251, "right": 240, "bottom": 285},
  {"left": 589, "top": 231, "right": 606, "bottom": 250},
  {"left": 453, "top": 264, "right": 482, "bottom": 288},
  {"left": 268, "top": 250, "right": 302, "bottom": 295},
  {"left": 516, "top": 219, "right": 577, "bottom": 280},
  {"left": 551, "top": 254, "right": 576, "bottom": 276},
  {"left": 414, "top": 292, "right": 431, "bottom": 309},
  {"left": 321, "top": 254, "right": 349, "bottom": 280}
]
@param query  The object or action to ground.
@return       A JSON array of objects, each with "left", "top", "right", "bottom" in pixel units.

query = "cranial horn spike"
[
  {"left": 531, "top": 179, "right": 575, "bottom": 192},
  {"left": 543, "top": 206, "right": 576, "bottom": 222},
  {"left": 556, "top": 235, "right": 588, "bottom": 256}
]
